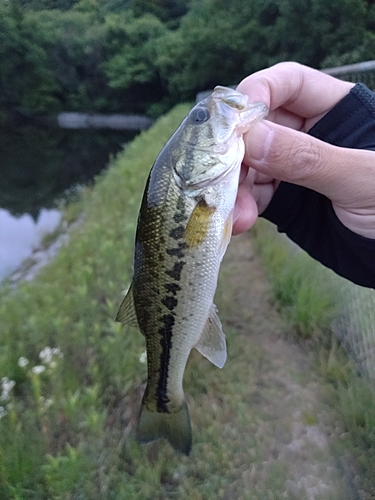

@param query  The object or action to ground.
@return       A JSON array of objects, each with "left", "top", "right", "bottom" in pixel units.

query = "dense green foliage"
[{"left": 1, "top": 0, "right": 375, "bottom": 118}]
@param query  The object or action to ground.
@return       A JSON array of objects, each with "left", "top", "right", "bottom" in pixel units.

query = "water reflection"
[
  {"left": 0, "top": 208, "right": 61, "bottom": 281},
  {"left": 0, "top": 119, "right": 136, "bottom": 282},
  {"left": 0, "top": 119, "right": 136, "bottom": 217}
]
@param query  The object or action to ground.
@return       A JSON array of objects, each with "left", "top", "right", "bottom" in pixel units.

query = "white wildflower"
[
  {"left": 54, "top": 348, "right": 63, "bottom": 359},
  {"left": 18, "top": 357, "right": 29, "bottom": 368},
  {"left": 1, "top": 377, "right": 15, "bottom": 400},
  {"left": 0, "top": 406, "right": 7, "bottom": 419},
  {"left": 31, "top": 365, "right": 46, "bottom": 375},
  {"left": 40, "top": 396, "right": 53, "bottom": 410},
  {"left": 139, "top": 351, "right": 147, "bottom": 364},
  {"left": 39, "top": 347, "right": 63, "bottom": 367},
  {"left": 39, "top": 347, "right": 53, "bottom": 365}
]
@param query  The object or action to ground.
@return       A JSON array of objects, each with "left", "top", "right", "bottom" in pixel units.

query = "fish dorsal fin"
[
  {"left": 116, "top": 283, "right": 139, "bottom": 328},
  {"left": 194, "top": 304, "right": 227, "bottom": 368}
]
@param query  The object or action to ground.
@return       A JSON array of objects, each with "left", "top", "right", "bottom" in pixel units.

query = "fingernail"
[{"left": 246, "top": 121, "right": 274, "bottom": 162}]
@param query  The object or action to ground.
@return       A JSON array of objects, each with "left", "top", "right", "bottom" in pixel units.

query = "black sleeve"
[{"left": 261, "top": 83, "right": 375, "bottom": 289}]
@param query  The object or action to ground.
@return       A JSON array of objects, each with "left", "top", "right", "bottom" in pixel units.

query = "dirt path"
[{"left": 201, "top": 232, "right": 351, "bottom": 499}]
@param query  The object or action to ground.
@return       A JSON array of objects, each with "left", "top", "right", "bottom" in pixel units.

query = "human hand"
[{"left": 233, "top": 62, "right": 375, "bottom": 239}]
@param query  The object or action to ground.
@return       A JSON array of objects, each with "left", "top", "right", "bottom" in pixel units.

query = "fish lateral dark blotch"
[
  {"left": 166, "top": 242, "right": 187, "bottom": 259},
  {"left": 173, "top": 212, "right": 186, "bottom": 223},
  {"left": 157, "top": 313, "right": 175, "bottom": 412},
  {"left": 164, "top": 283, "right": 181, "bottom": 295},
  {"left": 162, "top": 295, "right": 178, "bottom": 311},
  {"left": 165, "top": 261, "right": 185, "bottom": 281},
  {"left": 166, "top": 247, "right": 184, "bottom": 258},
  {"left": 158, "top": 313, "right": 175, "bottom": 333},
  {"left": 169, "top": 225, "right": 185, "bottom": 241},
  {"left": 176, "top": 195, "right": 185, "bottom": 212}
]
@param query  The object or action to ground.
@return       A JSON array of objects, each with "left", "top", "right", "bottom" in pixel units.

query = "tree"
[
  {"left": 132, "top": 0, "right": 189, "bottom": 23},
  {"left": 0, "top": 4, "right": 60, "bottom": 116},
  {"left": 156, "top": 0, "right": 374, "bottom": 105},
  {"left": 16, "top": 0, "right": 80, "bottom": 9},
  {"left": 156, "top": 0, "right": 267, "bottom": 99},
  {"left": 103, "top": 13, "right": 168, "bottom": 113},
  {"left": 263, "top": 0, "right": 369, "bottom": 68}
]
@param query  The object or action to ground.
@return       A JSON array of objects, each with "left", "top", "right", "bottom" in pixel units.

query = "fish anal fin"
[
  {"left": 184, "top": 199, "right": 216, "bottom": 249},
  {"left": 137, "top": 399, "right": 192, "bottom": 455},
  {"left": 115, "top": 283, "right": 138, "bottom": 328},
  {"left": 194, "top": 304, "right": 227, "bottom": 369}
]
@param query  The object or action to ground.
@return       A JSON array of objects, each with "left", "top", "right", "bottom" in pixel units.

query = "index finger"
[{"left": 237, "top": 62, "right": 354, "bottom": 118}]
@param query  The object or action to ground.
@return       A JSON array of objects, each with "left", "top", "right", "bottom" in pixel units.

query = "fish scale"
[
  {"left": 136, "top": 183, "right": 216, "bottom": 408},
  {"left": 116, "top": 86, "right": 268, "bottom": 454}
]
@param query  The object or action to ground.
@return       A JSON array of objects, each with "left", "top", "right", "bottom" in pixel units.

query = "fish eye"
[{"left": 189, "top": 107, "right": 210, "bottom": 124}]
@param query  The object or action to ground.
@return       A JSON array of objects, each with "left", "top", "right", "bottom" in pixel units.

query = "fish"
[{"left": 116, "top": 86, "right": 268, "bottom": 455}]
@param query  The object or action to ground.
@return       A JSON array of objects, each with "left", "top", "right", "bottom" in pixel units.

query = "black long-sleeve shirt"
[{"left": 261, "top": 83, "right": 375, "bottom": 288}]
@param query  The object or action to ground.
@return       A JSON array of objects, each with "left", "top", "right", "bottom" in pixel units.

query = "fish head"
[{"left": 173, "top": 86, "right": 268, "bottom": 191}]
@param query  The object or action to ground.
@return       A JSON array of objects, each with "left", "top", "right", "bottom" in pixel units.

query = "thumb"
[{"left": 243, "top": 120, "right": 375, "bottom": 209}]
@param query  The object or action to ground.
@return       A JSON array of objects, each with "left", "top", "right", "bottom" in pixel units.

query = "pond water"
[{"left": 0, "top": 119, "right": 137, "bottom": 282}]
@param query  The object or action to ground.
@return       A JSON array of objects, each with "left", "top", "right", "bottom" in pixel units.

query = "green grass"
[
  {"left": 252, "top": 218, "right": 375, "bottom": 496},
  {"left": 251, "top": 220, "right": 337, "bottom": 340}
]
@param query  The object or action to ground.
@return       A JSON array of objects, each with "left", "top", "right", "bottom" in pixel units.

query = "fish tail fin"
[{"left": 136, "top": 399, "right": 192, "bottom": 455}]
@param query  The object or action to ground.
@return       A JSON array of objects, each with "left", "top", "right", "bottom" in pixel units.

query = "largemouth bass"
[{"left": 116, "top": 86, "right": 268, "bottom": 455}]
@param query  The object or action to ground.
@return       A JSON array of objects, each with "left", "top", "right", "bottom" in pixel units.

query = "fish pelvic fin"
[
  {"left": 115, "top": 283, "right": 139, "bottom": 328},
  {"left": 194, "top": 304, "right": 227, "bottom": 369},
  {"left": 137, "top": 400, "right": 192, "bottom": 456}
]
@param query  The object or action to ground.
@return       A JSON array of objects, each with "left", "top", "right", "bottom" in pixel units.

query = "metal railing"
[
  {"left": 332, "top": 279, "right": 375, "bottom": 381},
  {"left": 323, "top": 60, "right": 375, "bottom": 89},
  {"left": 196, "top": 60, "right": 375, "bottom": 103}
]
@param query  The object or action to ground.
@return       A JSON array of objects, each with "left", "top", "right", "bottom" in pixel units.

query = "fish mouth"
[
  {"left": 213, "top": 86, "right": 269, "bottom": 129},
  {"left": 213, "top": 86, "right": 249, "bottom": 111}
]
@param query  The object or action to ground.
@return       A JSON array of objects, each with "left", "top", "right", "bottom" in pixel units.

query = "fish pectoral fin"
[
  {"left": 218, "top": 211, "right": 233, "bottom": 262},
  {"left": 184, "top": 198, "right": 216, "bottom": 248},
  {"left": 115, "top": 282, "right": 139, "bottom": 328},
  {"left": 194, "top": 304, "right": 227, "bottom": 369}
]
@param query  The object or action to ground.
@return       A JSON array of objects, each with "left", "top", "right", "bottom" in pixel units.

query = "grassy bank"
[{"left": 252, "top": 220, "right": 375, "bottom": 498}]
